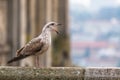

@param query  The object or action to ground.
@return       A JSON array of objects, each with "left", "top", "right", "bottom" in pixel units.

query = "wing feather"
[
  {"left": 7, "top": 37, "right": 44, "bottom": 64},
  {"left": 17, "top": 37, "right": 44, "bottom": 56}
]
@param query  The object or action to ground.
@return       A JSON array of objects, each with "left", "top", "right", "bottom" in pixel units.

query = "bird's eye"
[{"left": 51, "top": 23, "right": 54, "bottom": 25}]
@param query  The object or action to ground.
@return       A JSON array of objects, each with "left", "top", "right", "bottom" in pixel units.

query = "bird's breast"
[
  {"left": 41, "top": 37, "right": 51, "bottom": 51},
  {"left": 43, "top": 32, "right": 51, "bottom": 46},
  {"left": 38, "top": 31, "right": 51, "bottom": 55}
]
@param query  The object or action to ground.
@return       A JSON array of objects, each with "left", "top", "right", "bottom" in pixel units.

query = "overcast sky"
[{"left": 69, "top": 0, "right": 120, "bottom": 11}]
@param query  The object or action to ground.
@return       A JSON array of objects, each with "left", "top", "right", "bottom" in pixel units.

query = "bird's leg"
[{"left": 35, "top": 56, "right": 40, "bottom": 67}]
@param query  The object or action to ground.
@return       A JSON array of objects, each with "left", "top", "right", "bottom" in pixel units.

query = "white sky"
[
  {"left": 116, "top": 0, "right": 120, "bottom": 5},
  {"left": 70, "top": 0, "right": 120, "bottom": 8},
  {"left": 70, "top": 0, "right": 91, "bottom": 8}
]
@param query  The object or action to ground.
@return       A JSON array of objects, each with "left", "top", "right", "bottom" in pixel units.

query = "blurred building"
[
  {"left": 0, "top": 0, "right": 70, "bottom": 67},
  {"left": 70, "top": 0, "right": 120, "bottom": 67}
]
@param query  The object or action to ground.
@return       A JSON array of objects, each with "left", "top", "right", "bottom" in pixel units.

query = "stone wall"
[{"left": 0, "top": 67, "right": 119, "bottom": 80}]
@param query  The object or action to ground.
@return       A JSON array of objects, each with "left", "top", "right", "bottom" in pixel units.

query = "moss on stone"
[
  {"left": 0, "top": 67, "right": 120, "bottom": 80},
  {"left": 0, "top": 67, "right": 84, "bottom": 80}
]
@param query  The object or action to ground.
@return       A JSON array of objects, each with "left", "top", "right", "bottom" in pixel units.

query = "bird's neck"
[
  {"left": 41, "top": 30, "right": 52, "bottom": 45},
  {"left": 42, "top": 25, "right": 48, "bottom": 32}
]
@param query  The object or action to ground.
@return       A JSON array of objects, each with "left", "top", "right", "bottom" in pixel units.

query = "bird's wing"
[
  {"left": 7, "top": 37, "right": 44, "bottom": 64},
  {"left": 17, "top": 37, "right": 44, "bottom": 56}
]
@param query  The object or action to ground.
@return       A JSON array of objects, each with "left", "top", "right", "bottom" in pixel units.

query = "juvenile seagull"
[{"left": 7, "top": 22, "right": 62, "bottom": 67}]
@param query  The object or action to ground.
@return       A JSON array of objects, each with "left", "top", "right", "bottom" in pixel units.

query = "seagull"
[{"left": 7, "top": 22, "right": 62, "bottom": 67}]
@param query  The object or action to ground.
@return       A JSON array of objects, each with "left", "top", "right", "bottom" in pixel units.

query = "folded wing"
[{"left": 7, "top": 37, "right": 44, "bottom": 64}]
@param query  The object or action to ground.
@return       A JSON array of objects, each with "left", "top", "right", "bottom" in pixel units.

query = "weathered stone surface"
[
  {"left": 0, "top": 67, "right": 84, "bottom": 80},
  {"left": 85, "top": 67, "right": 120, "bottom": 80},
  {"left": 0, "top": 67, "right": 120, "bottom": 80}
]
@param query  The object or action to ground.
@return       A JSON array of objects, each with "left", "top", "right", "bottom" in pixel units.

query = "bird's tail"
[{"left": 7, "top": 55, "right": 30, "bottom": 64}]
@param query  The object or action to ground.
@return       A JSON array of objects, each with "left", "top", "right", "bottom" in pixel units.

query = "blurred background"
[
  {"left": 0, "top": 0, "right": 120, "bottom": 67},
  {"left": 70, "top": 0, "right": 120, "bottom": 67},
  {"left": 0, "top": 0, "right": 70, "bottom": 67}
]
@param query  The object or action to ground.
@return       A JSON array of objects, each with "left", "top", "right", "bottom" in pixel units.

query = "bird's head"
[{"left": 42, "top": 22, "right": 62, "bottom": 35}]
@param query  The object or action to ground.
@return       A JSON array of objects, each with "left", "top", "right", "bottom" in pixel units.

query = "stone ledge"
[
  {"left": 0, "top": 67, "right": 120, "bottom": 80},
  {"left": 0, "top": 67, "right": 84, "bottom": 80},
  {"left": 85, "top": 67, "right": 120, "bottom": 80}
]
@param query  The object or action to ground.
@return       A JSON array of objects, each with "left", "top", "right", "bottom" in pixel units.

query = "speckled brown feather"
[
  {"left": 8, "top": 38, "right": 44, "bottom": 64},
  {"left": 16, "top": 38, "right": 43, "bottom": 56}
]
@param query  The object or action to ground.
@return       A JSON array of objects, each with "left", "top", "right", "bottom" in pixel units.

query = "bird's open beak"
[
  {"left": 52, "top": 23, "right": 62, "bottom": 36},
  {"left": 57, "top": 23, "right": 62, "bottom": 26},
  {"left": 52, "top": 28, "right": 60, "bottom": 35}
]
